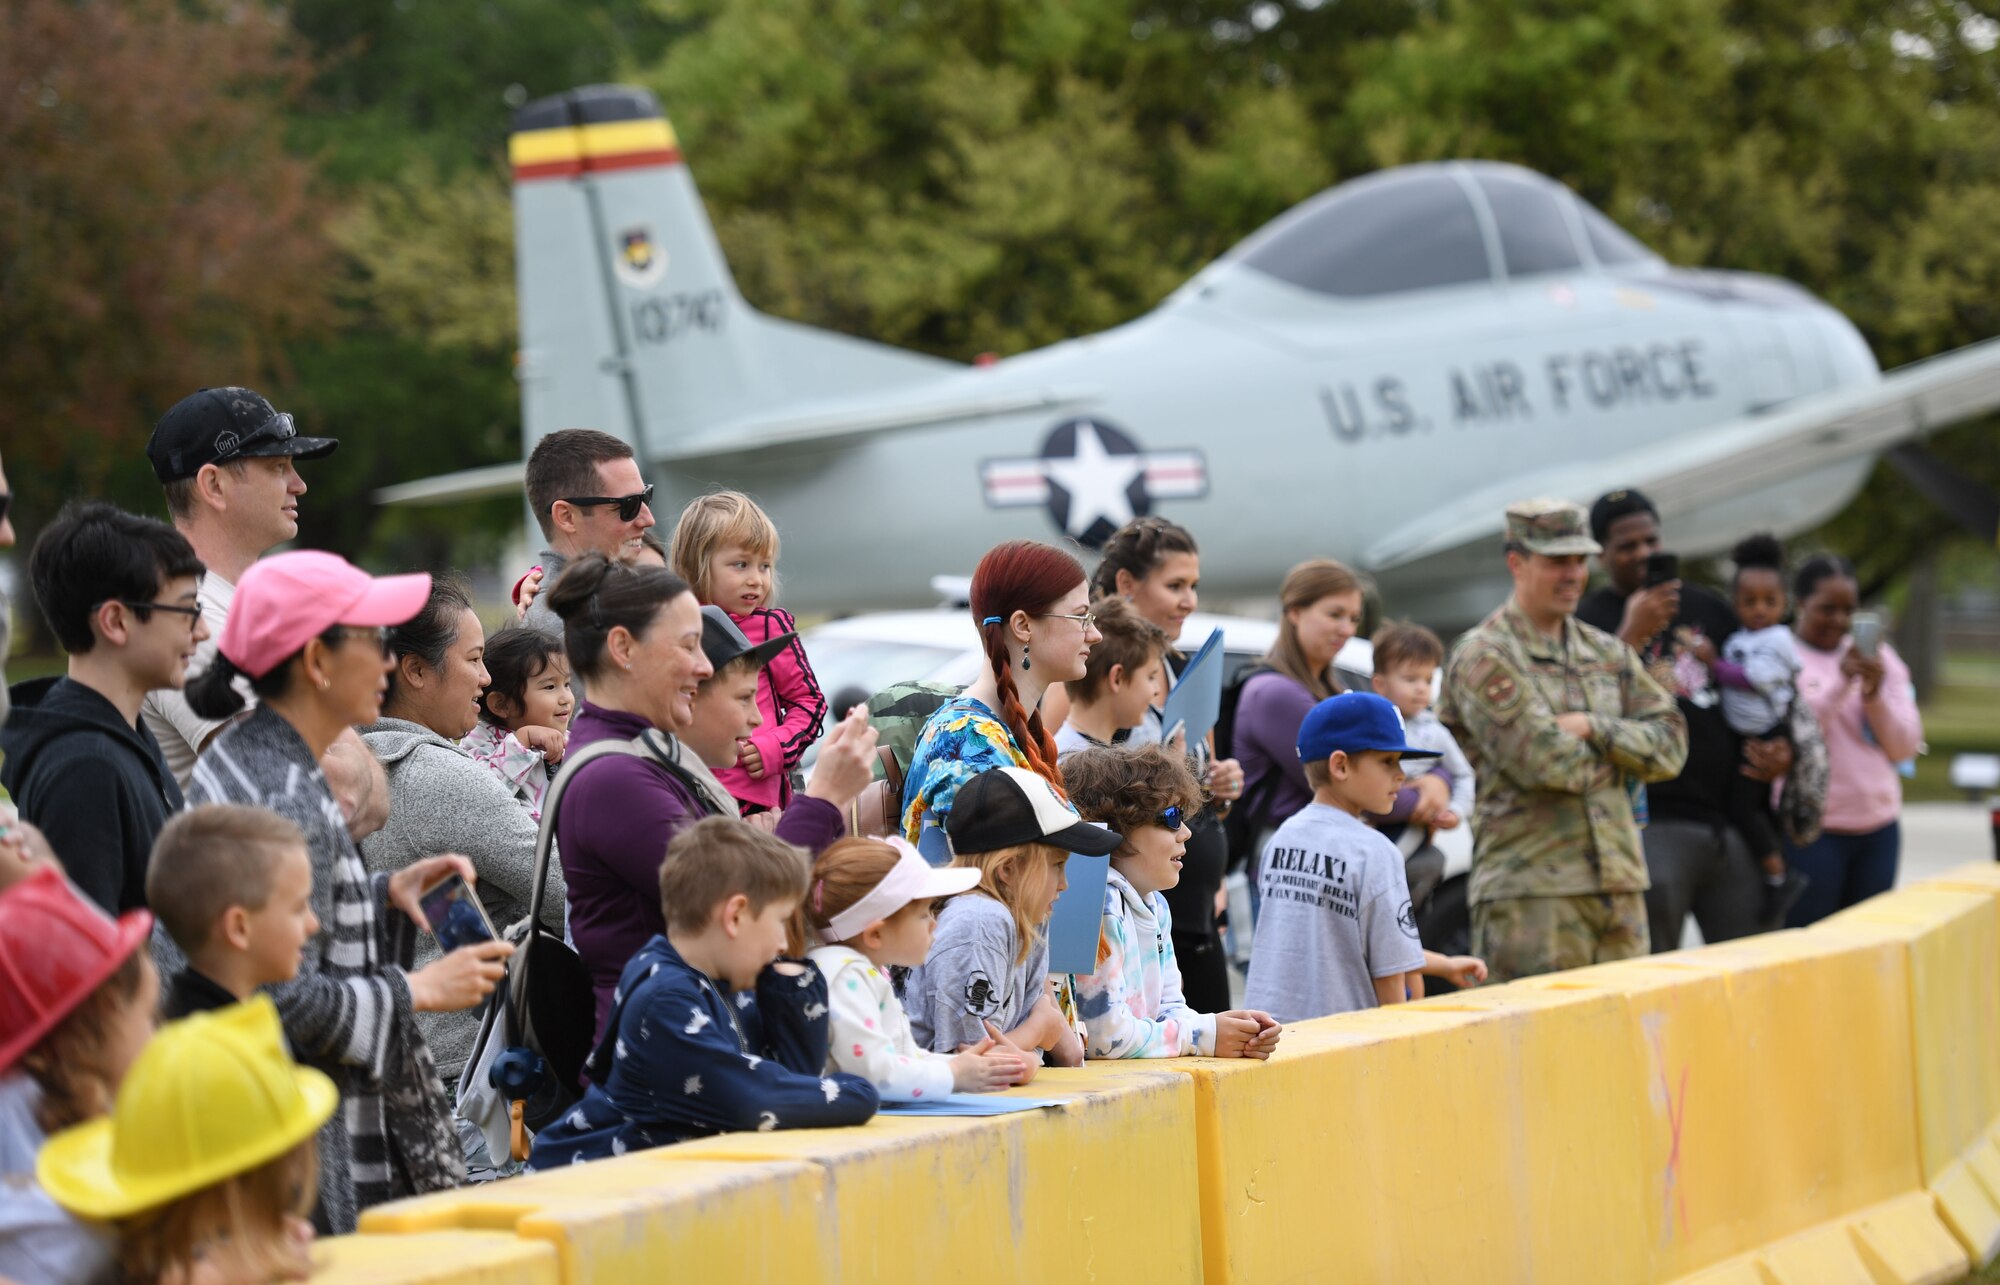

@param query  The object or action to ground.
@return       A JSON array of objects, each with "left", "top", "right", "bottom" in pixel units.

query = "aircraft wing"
[
  {"left": 1361, "top": 335, "right": 2000, "bottom": 571},
  {"left": 374, "top": 461, "right": 528, "bottom": 507},
  {"left": 653, "top": 384, "right": 1098, "bottom": 464},
  {"left": 373, "top": 385, "right": 1097, "bottom": 505}
]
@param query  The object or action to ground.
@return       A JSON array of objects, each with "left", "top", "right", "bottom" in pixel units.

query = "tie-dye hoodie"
[{"left": 1075, "top": 869, "right": 1217, "bottom": 1059}]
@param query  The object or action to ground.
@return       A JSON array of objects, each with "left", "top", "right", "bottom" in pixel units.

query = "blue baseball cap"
[{"left": 1297, "top": 692, "right": 1444, "bottom": 763}]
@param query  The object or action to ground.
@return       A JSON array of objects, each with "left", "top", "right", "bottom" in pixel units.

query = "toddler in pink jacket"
[{"left": 669, "top": 491, "right": 828, "bottom": 813}]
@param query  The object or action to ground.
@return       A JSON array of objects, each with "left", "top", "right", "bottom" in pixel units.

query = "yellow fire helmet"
[{"left": 37, "top": 995, "right": 337, "bottom": 1220}]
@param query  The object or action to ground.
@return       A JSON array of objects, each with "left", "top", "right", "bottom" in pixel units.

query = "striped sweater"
[{"left": 187, "top": 706, "right": 461, "bottom": 1231}]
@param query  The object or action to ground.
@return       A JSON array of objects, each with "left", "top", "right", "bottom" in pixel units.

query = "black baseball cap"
[
  {"left": 944, "top": 766, "right": 1122, "bottom": 858},
  {"left": 699, "top": 605, "right": 795, "bottom": 673},
  {"left": 147, "top": 387, "right": 338, "bottom": 484},
  {"left": 1588, "top": 487, "right": 1657, "bottom": 544}
]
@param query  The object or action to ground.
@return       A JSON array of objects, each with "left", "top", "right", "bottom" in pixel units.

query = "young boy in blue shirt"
[
  {"left": 1243, "top": 693, "right": 1486, "bottom": 1024},
  {"left": 528, "top": 817, "right": 878, "bottom": 1168}
]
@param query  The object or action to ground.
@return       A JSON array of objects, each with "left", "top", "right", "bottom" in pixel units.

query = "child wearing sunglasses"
[{"left": 1062, "top": 745, "right": 1282, "bottom": 1061}]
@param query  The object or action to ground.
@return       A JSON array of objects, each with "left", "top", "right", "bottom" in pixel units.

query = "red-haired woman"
[
  {"left": 900, "top": 541, "right": 1103, "bottom": 855},
  {"left": 899, "top": 540, "right": 1102, "bottom": 1070}
]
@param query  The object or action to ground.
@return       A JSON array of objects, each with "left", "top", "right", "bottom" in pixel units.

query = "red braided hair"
[{"left": 970, "top": 539, "right": 1084, "bottom": 785}]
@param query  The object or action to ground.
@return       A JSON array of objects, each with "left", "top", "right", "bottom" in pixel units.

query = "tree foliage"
[{"left": 0, "top": 0, "right": 331, "bottom": 520}]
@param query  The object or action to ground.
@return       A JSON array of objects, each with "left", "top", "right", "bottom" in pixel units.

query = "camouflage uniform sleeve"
[
  {"left": 1589, "top": 643, "right": 1688, "bottom": 784},
  {"left": 1443, "top": 640, "right": 1602, "bottom": 796}
]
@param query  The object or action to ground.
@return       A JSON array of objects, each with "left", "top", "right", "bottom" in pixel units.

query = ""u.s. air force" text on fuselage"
[{"left": 1320, "top": 339, "right": 1719, "bottom": 441}]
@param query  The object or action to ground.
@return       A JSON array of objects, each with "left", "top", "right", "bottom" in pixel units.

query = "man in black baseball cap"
[
  {"left": 146, "top": 386, "right": 337, "bottom": 487},
  {"left": 141, "top": 387, "right": 340, "bottom": 789}
]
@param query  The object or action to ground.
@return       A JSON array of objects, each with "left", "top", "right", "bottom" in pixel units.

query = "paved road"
[
  {"left": 1672, "top": 800, "right": 1996, "bottom": 948},
  {"left": 1896, "top": 800, "right": 1997, "bottom": 883}
]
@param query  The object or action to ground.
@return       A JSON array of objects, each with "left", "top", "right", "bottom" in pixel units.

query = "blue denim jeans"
[{"left": 1782, "top": 820, "right": 1901, "bottom": 928}]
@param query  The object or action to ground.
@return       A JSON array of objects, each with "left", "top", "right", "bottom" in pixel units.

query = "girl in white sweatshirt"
[{"left": 805, "top": 837, "right": 1028, "bottom": 1099}]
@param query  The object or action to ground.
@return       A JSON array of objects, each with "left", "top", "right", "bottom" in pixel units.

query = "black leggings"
[{"left": 1161, "top": 817, "right": 1231, "bottom": 1012}]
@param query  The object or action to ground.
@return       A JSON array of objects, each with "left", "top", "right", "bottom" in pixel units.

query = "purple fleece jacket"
[
  {"left": 557, "top": 701, "right": 845, "bottom": 1039},
  {"left": 1234, "top": 670, "right": 1439, "bottom": 830}
]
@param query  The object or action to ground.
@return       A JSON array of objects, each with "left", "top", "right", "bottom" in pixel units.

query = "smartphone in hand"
[
  {"left": 1851, "top": 611, "right": 1883, "bottom": 657},
  {"left": 1642, "top": 552, "right": 1680, "bottom": 588},
  {"left": 418, "top": 873, "right": 498, "bottom": 953}
]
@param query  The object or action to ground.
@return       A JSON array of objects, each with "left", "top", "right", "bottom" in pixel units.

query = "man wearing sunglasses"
[
  {"left": 519, "top": 428, "right": 658, "bottom": 639},
  {"left": 0, "top": 503, "right": 209, "bottom": 916},
  {"left": 140, "top": 386, "right": 339, "bottom": 789}
]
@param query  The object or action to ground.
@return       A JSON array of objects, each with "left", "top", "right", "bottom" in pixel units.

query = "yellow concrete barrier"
[
  {"left": 316, "top": 864, "right": 2000, "bottom": 1284},
  {"left": 665, "top": 1063, "right": 1201, "bottom": 1283},
  {"left": 1159, "top": 986, "right": 1652, "bottom": 1283},
  {"left": 1522, "top": 929, "right": 1964, "bottom": 1285},
  {"left": 357, "top": 1065, "right": 1197, "bottom": 1284},
  {"left": 312, "top": 1230, "right": 558, "bottom": 1283},
  {"left": 360, "top": 1154, "right": 833, "bottom": 1284},
  {"left": 1831, "top": 877, "right": 2000, "bottom": 1266}
]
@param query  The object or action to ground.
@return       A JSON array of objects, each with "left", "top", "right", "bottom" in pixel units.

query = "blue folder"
[
  {"left": 1159, "top": 628, "right": 1225, "bottom": 747},
  {"left": 1045, "top": 847, "right": 1112, "bottom": 975},
  {"left": 879, "top": 1094, "right": 1066, "bottom": 1116}
]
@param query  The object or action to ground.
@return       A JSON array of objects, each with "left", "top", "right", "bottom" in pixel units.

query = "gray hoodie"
[{"left": 360, "top": 716, "right": 567, "bottom": 1077}]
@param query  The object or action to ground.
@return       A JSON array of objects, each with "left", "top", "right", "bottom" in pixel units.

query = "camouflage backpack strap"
[{"left": 865, "top": 680, "right": 963, "bottom": 781}]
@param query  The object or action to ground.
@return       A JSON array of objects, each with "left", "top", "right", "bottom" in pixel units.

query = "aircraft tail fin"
[{"left": 508, "top": 85, "right": 947, "bottom": 461}]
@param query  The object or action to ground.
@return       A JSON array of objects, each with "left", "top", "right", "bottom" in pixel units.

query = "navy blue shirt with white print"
[{"left": 526, "top": 937, "right": 877, "bottom": 1168}]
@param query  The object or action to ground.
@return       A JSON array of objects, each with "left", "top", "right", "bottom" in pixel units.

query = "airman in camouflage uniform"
[{"left": 1438, "top": 499, "right": 1688, "bottom": 982}]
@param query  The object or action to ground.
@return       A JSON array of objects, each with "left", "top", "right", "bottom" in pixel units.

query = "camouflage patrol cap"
[{"left": 1505, "top": 498, "right": 1602, "bottom": 556}]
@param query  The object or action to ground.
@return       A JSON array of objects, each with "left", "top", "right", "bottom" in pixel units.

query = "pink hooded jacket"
[{"left": 713, "top": 607, "right": 828, "bottom": 810}]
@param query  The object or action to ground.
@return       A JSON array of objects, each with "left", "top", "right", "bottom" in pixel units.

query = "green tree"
[{"left": 0, "top": 0, "right": 332, "bottom": 525}]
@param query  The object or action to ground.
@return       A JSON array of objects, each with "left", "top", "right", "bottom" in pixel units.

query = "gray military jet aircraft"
[{"left": 380, "top": 84, "right": 2000, "bottom": 624}]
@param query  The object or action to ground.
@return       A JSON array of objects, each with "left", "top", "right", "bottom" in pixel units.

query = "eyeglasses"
[
  {"left": 1038, "top": 610, "right": 1098, "bottom": 629},
  {"left": 556, "top": 484, "right": 655, "bottom": 523},
  {"left": 329, "top": 625, "right": 394, "bottom": 658},
  {"left": 116, "top": 600, "right": 204, "bottom": 632},
  {"left": 1155, "top": 806, "right": 1186, "bottom": 830}
]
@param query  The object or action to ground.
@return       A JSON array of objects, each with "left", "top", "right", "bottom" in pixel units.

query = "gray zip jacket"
[{"left": 360, "top": 716, "right": 567, "bottom": 1077}]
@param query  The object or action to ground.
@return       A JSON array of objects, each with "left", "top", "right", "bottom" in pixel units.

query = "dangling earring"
[{"left": 1020, "top": 644, "right": 1031, "bottom": 672}]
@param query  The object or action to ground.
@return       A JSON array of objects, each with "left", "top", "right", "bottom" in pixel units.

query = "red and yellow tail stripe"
[{"left": 509, "top": 118, "right": 681, "bottom": 182}]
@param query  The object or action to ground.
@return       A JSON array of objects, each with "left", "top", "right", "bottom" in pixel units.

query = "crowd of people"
[{"left": 0, "top": 387, "right": 1922, "bottom": 1282}]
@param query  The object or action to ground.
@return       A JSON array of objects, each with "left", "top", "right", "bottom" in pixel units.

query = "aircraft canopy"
[{"left": 1231, "top": 161, "right": 1661, "bottom": 298}]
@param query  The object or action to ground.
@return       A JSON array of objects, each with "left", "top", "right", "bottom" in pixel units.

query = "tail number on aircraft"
[{"left": 632, "top": 290, "right": 726, "bottom": 346}]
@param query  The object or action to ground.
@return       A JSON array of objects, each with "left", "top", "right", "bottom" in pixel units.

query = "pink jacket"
[
  {"left": 712, "top": 607, "right": 827, "bottom": 810},
  {"left": 1795, "top": 637, "right": 1923, "bottom": 835}
]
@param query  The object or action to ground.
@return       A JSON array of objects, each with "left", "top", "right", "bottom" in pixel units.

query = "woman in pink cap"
[
  {"left": 182, "top": 551, "right": 513, "bottom": 1233},
  {"left": 0, "top": 866, "right": 158, "bottom": 1285}
]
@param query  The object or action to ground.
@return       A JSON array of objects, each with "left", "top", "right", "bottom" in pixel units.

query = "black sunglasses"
[
  {"left": 1155, "top": 806, "right": 1186, "bottom": 830},
  {"left": 556, "top": 484, "right": 655, "bottom": 523}
]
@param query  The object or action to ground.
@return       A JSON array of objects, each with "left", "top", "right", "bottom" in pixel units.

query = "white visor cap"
[{"left": 824, "top": 838, "right": 982, "bottom": 942}]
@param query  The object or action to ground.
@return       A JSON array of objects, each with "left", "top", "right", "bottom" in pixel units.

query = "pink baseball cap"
[{"left": 219, "top": 550, "right": 433, "bottom": 679}]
